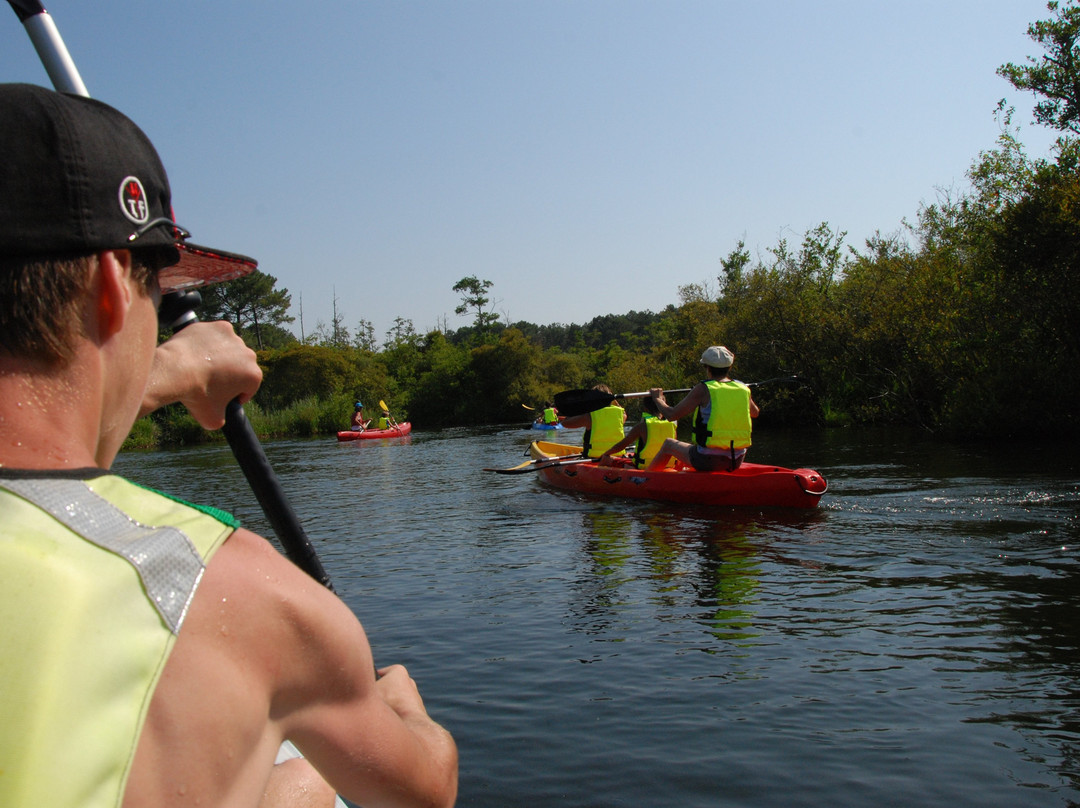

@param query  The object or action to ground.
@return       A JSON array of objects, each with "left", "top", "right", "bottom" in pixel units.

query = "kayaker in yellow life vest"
[
  {"left": 598, "top": 396, "right": 677, "bottom": 468},
  {"left": 560, "top": 384, "right": 627, "bottom": 458},
  {"left": 541, "top": 403, "right": 560, "bottom": 425},
  {"left": 0, "top": 84, "right": 457, "bottom": 808},
  {"left": 646, "top": 345, "right": 760, "bottom": 471}
]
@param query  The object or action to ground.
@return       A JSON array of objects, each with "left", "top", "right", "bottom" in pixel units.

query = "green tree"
[
  {"left": 718, "top": 240, "right": 751, "bottom": 307},
  {"left": 953, "top": 137, "right": 1080, "bottom": 436},
  {"left": 353, "top": 318, "right": 377, "bottom": 352},
  {"left": 404, "top": 331, "right": 469, "bottom": 426},
  {"left": 251, "top": 323, "right": 300, "bottom": 350},
  {"left": 998, "top": 0, "right": 1080, "bottom": 134},
  {"left": 453, "top": 275, "right": 500, "bottom": 335},
  {"left": 199, "top": 270, "right": 294, "bottom": 350},
  {"left": 385, "top": 316, "right": 419, "bottom": 349},
  {"left": 378, "top": 319, "right": 426, "bottom": 409},
  {"left": 256, "top": 344, "right": 353, "bottom": 409},
  {"left": 461, "top": 328, "right": 542, "bottom": 423}
]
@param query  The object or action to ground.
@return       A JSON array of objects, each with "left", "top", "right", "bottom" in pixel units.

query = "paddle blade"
[
  {"left": 484, "top": 456, "right": 592, "bottom": 474},
  {"left": 378, "top": 399, "right": 389, "bottom": 413},
  {"left": 553, "top": 388, "right": 616, "bottom": 417}
]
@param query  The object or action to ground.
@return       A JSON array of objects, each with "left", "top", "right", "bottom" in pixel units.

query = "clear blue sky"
[{"left": 1, "top": 1, "right": 1059, "bottom": 343}]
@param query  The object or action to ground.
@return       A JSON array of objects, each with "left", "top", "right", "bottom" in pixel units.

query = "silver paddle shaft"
[{"left": 10, "top": 2, "right": 89, "bottom": 96}]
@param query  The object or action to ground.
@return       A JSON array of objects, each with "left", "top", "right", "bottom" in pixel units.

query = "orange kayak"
[{"left": 528, "top": 441, "right": 827, "bottom": 509}]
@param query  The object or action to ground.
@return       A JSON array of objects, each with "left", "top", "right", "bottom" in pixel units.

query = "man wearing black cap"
[
  {"left": 646, "top": 345, "right": 760, "bottom": 472},
  {"left": 0, "top": 84, "right": 457, "bottom": 808}
]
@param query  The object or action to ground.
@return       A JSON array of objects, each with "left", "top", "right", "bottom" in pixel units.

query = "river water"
[{"left": 113, "top": 424, "right": 1080, "bottom": 807}]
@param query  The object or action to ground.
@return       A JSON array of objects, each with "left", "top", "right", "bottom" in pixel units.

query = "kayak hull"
[
  {"left": 531, "top": 421, "right": 564, "bottom": 430},
  {"left": 337, "top": 422, "right": 412, "bottom": 441},
  {"left": 529, "top": 441, "right": 826, "bottom": 509}
]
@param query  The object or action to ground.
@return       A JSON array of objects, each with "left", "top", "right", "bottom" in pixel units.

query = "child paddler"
[
  {"left": 560, "top": 384, "right": 628, "bottom": 458},
  {"left": 597, "top": 396, "right": 677, "bottom": 469}
]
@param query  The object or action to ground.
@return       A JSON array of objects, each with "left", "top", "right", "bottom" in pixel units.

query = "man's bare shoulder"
[
  {"left": 126, "top": 528, "right": 376, "bottom": 805},
  {"left": 199, "top": 528, "right": 375, "bottom": 688}
]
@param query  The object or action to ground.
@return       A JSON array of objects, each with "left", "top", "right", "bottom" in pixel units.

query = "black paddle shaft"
[
  {"left": 553, "top": 376, "right": 801, "bottom": 418},
  {"left": 161, "top": 292, "right": 334, "bottom": 591},
  {"left": 553, "top": 387, "right": 691, "bottom": 418}
]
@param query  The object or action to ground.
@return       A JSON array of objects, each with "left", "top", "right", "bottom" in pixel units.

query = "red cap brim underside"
[{"left": 159, "top": 242, "right": 258, "bottom": 292}]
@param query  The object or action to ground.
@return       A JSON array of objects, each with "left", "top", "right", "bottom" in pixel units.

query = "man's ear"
[{"left": 94, "top": 249, "right": 134, "bottom": 341}]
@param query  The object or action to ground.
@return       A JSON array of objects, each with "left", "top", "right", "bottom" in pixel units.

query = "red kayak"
[
  {"left": 528, "top": 440, "right": 826, "bottom": 508},
  {"left": 336, "top": 422, "right": 412, "bottom": 441}
]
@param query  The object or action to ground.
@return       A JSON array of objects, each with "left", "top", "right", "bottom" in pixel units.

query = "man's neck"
[{"left": 0, "top": 356, "right": 103, "bottom": 470}]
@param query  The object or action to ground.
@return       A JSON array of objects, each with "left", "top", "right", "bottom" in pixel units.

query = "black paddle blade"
[{"left": 553, "top": 388, "right": 616, "bottom": 417}]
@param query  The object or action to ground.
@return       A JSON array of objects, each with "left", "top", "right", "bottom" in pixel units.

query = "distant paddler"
[
  {"left": 350, "top": 400, "right": 371, "bottom": 431},
  {"left": 539, "top": 402, "right": 560, "bottom": 426},
  {"left": 378, "top": 400, "right": 398, "bottom": 430}
]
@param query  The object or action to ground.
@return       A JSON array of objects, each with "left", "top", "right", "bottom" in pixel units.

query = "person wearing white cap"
[{"left": 646, "top": 345, "right": 760, "bottom": 471}]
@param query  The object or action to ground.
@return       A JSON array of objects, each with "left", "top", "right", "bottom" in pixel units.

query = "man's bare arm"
[{"left": 139, "top": 322, "right": 262, "bottom": 429}]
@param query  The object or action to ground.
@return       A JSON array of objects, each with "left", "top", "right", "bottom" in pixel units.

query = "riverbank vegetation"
[{"left": 125, "top": 2, "right": 1080, "bottom": 449}]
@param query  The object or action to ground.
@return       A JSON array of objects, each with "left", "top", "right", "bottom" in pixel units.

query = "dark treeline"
[{"left": 139, "top": 3, "right": 1080, "bottom": 445}]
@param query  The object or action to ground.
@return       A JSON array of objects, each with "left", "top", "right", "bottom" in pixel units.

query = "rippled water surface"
[{"left": 114, "top": 425, "right": 1080, "bottom": 807}]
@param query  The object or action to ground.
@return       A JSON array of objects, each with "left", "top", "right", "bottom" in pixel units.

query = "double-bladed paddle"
[
  {"left": 553, "top": 375, "right": 801, "bottom": 417},
  {"left": 484, "top": 456, "right": 596, "bottom": 474}
]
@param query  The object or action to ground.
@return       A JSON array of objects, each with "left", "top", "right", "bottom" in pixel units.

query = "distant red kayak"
[{"left": 336, "top": 422, "right": 412, "bottom": 441}]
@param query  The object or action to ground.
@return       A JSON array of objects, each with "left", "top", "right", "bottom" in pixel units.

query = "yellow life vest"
[
  {"left": 377, "top": 416, "right": 390, "bottom": 429},
  {"left": 693, "top": 379, "right": 752, "bottom": 450},
  {"left": 541, "top": 407, "right": 558, "bottom": 425},
  {"left": 0, "top": 473, "right": 235, "bottom": 808},
  {"left": 634, "top": 414, "right": 677, "bottom": 469},
  {"left": 582, "top": 405, "right": 625, "bottom": 458}
]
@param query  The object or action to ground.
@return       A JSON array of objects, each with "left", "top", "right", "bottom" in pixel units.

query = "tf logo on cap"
[
  {"left": 0, "top": 82, "right": 257, "bottom": 292},
  {"left": 120, "top": 176, "right": 151, "bottom": 226}
]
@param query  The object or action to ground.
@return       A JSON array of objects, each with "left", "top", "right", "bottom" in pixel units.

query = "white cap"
[{"left": 700, "top": 346, "right": 734, "bottom": 368}]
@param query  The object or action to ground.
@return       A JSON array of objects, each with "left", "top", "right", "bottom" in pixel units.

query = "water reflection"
[{"left": 567, "top": 506, "right": 836, "bottom": 650}]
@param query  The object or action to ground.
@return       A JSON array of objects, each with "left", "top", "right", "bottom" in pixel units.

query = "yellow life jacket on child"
[
  {"left": 634, "top": 414, "right": 677, "bottom": 469},
  {"left": 582, "top": 405, "right": 625, "bottom": 458}
]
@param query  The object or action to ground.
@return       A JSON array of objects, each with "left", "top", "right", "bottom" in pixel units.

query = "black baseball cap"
[{"left": 0, "top": 83, "right": 256, "bottom": 291}]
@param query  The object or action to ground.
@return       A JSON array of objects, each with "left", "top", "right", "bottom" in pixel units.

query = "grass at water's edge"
[{"left": 120, "top": 393, "right": 363, "bottom": 451}]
